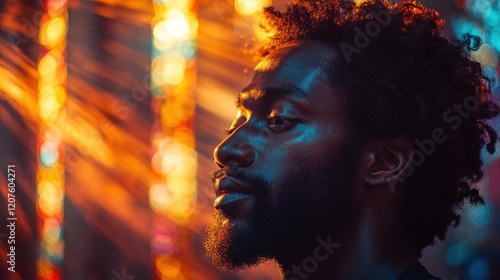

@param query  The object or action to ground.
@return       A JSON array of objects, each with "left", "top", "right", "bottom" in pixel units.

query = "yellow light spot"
[
  {"left": 38, "top": 180, "right": 64, "bottom": 216},
  {"left": 165, "top": 9, "right": 190, "bottom": 39},
  {"left": 55, "top": 86, "right": 66, "bottom": 105},
  {"left": 40, "top": 17, "right": 67, "bottom": 48},
  {"left": 160, "top": 143, "right": 197, "bottom": 174},
  {"left": 150, "top": 184, "right": 171, "bottom": 212},
  {"left": 152, "top": 53, "right": 186, "bottom": 86},
  {"left": 39, "top": 95, "right": 60, "bottom": 123},
  {"left": 38, "top": 54, "right": 59, "bottom": 78},
  {"left": 153, "top": 20, "right": 170, "bottom": 41}
]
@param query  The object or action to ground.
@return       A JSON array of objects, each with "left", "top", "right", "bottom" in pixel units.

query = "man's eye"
[{"left": 267, "top": 116, "right": 291, "bottom": 133}]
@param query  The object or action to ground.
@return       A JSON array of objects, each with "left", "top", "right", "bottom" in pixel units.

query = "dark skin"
[{"left": 210, "top": 40, "right": 419, "bottom": 280}]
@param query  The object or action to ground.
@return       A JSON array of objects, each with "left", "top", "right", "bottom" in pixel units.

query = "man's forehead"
[
  {"left": 239, "top": 41, "right": 338, "bottom": 108},
  {"left": 254, "top": 40, "right": 338, "bottom": 73},
  {"left": 235, "top": 86, "right": 303, "bottom": 108}
]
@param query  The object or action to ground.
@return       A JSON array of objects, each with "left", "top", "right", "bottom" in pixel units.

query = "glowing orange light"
[
  {"left": 151, "top": 0, "right": 197, "bottom": 278},
  {"left": 152, "top": 53, "right": 186, "bottom": 86},
  {"left": 38, "top": 179, "right": 64, "bottom": 216},
  {"left": 235, "top": 0, "right": 269, "bottom": 16},
  {"left": 40, "top": 17, "right": 67, "bottom": 48},
  {"left": 37, "top": 2, "right": 67, "bottom": 278},
  {"left": 156, "top": 255, "right": 182, "bottom": 278},
  {"left": 39, "top": 95, "right": 61, "bottom": 123},
  {"left": 38, "top": 54, "right": 59, "bottom": 78},
  {"left": 150, "top": 184, "right": 171, "bottom": 212}
]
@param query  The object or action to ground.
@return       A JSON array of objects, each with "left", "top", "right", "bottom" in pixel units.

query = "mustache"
[
  {"left": 211, "top": 166, "right": 242, "bottom": 183},
  {"left": 211, "top": 168, "right": 227, "bottom": 183}
]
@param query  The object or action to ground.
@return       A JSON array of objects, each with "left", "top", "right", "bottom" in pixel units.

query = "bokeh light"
[
  {"left": 37, "top": 0, "right": 68, "bottom": 279},
  {"left": 151, "top": 0, "right": 198, "bottom": 278}
]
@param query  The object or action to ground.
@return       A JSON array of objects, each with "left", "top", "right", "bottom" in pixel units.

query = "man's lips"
[
  {"left": 214, "top": 176, "right": 253, "bottom": 196},
  {"left": 214, "top": 177, "right": 254, "bottom": 210}
]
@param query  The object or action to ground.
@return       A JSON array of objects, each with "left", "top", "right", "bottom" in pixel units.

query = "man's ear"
[{"left": 364, "top": 136, "right": 413, "bottom": 187}]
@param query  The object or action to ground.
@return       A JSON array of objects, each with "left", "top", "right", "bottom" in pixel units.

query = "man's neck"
[{"left": 276, "top": 208, "right": 418, "bottom": 280}]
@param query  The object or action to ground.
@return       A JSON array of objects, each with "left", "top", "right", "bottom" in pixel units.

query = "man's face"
[{"left": 205, "top": 41, "right": 360, "bottom": 270}]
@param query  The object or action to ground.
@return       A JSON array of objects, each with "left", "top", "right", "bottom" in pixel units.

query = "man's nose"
[{"left": 213, "top": 133, "right": 255, "bottom": 169}]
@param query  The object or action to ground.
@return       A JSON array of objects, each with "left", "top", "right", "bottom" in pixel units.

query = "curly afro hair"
[{"left": 258, "top": 0, "right": 499, "bottom": 255}]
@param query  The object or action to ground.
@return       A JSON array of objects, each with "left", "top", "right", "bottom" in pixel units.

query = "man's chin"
[{"left": 204, "top": 211, "right": 269, "bottom": 272}]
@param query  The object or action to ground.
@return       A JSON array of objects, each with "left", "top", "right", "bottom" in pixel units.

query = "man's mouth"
[
  {"left": 214, "top": 177, "right": 254, "bottom": 211},
  {"left": 214, "top": 192, "right": 253, "bottom": 209}
]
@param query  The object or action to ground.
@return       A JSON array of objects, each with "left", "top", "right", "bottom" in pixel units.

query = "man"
[{"left": 205, "top": 0, "right": 499, "bottom": 279}]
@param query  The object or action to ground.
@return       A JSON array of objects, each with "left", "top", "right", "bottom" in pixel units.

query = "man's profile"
[{"left": 204, "top": 0, "right": 499, "bottom": 279}]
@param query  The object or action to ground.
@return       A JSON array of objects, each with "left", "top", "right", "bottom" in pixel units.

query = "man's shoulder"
[{"left": 395, "top": 262, "right": 442, "bottom": 280}]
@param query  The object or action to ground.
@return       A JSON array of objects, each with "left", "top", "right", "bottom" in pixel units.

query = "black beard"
[{"left": 205, "top": 140, "right": 359, "bottom": 271}]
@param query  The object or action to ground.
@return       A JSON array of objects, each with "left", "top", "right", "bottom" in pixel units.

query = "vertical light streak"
[
  {"left": 37, "top": 0, "right": 68, "bottom": 279},
  {"left": 150, "top": 0, "right": 198, "bottom": 279}
]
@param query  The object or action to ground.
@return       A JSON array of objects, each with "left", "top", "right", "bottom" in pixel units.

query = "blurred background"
[{"left": 0, "top": 0, "right": 499, "bottom": 279}]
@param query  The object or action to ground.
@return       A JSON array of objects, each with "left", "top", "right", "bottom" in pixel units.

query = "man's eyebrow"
[{"left": 235, "top": 85, "right": 307, "bottom": 108}]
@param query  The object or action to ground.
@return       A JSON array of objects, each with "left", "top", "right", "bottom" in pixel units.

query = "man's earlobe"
[{"left": 364, "top": 137, "right": 413, "bottom": 187}]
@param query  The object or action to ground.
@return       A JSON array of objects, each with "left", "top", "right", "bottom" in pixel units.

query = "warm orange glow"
[
  {"left": 40, "top": 17, "right": 67, "bottom": 48},
  {"left": 38, "top": 54, "right": 59, "bottom": 78},
  {"left": 152, "top": 52, "right": 186, "bottom": 86},
  {"left": 151, "top": 0, "right": 198, "bottom": 278},
  {"left": 38, "top": 179, "right": 64, "bottom": 216},
  {"left": 156, "top": 255, "right": 182, "bottom": 278},
  {"left": 150, "top": 183, "right": 171, "bottom": 212},
  {"left": 37, "top": 1, "right": 68, "bottom": 279}
]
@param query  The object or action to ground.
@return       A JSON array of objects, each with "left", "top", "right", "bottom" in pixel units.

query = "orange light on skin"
[{"left": 235, "top": 0, "right": 270, "bottom": 16}]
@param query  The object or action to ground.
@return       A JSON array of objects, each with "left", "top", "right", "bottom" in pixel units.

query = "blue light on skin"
[{"left": 467, "top": 257, "right": 490, "bottom": 280}]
